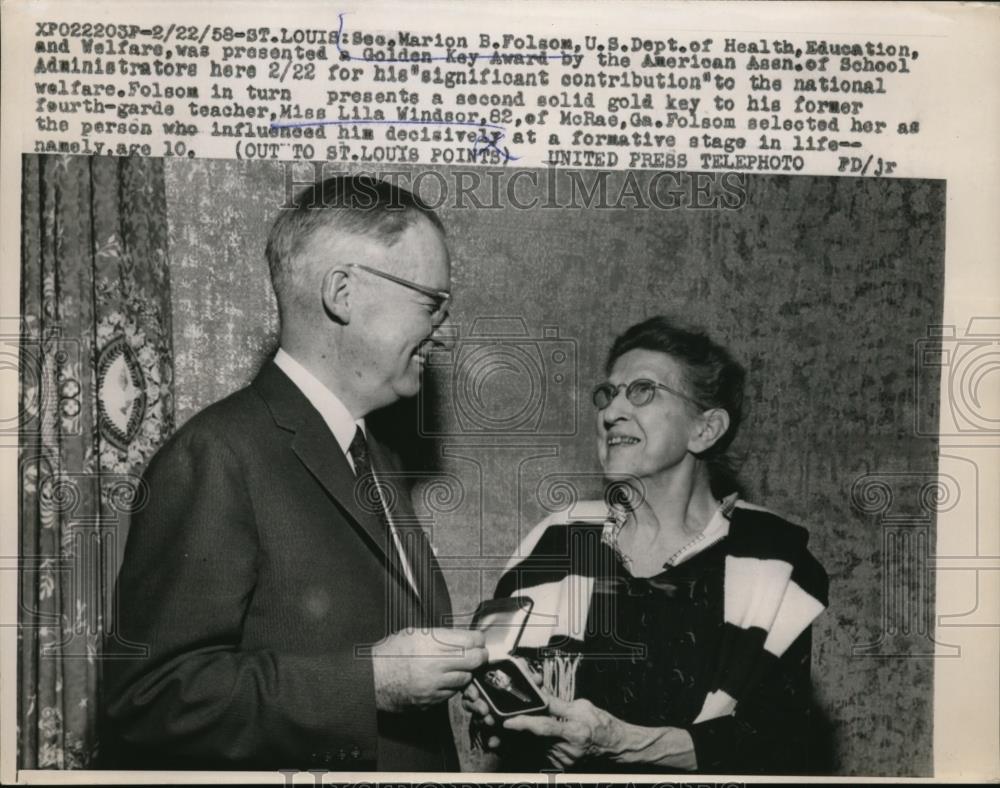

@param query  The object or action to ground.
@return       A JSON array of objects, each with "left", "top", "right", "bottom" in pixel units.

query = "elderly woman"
[{"left": 465, "top": 316, "right": 828, "bottom": 774}]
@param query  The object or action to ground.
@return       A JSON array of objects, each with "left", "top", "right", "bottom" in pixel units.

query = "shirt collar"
[
  {"left": 274, "top": 348, "right": 364, "bottom": 455},
  {"left": 667, "top": 493, "right": 740, "bottom": 566}
]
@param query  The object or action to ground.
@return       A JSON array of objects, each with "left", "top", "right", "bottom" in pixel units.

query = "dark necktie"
[{"left": 347, "top": 426, "right": 421, "bottom": 604}]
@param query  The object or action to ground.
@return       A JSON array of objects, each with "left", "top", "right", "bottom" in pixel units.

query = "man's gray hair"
[{"left": 266, "top": 175, "right": 445, "bottom": 317}]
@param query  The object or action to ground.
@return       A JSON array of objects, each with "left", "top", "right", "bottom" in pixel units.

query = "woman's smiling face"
[{"left": 596, "top": 349, "right": 704, "bottom": 485}]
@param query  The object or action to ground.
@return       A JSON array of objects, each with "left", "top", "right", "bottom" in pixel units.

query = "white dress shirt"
[{"left": 274, "top": 348, "right": 420, "bottom": 595}]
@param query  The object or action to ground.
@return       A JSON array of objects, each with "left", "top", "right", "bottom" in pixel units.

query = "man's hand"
[{"left": 372, "top": 628, "right": 487, "bottom": 713}]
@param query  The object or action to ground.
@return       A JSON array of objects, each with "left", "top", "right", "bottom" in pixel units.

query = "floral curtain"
[{"left": 19, "top": 155, "right": 174, "bottom": 768}]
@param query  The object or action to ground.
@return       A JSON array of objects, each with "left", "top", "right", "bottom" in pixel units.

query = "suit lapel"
[
  {"left": 254, "top": 359, "right": 452, "bottom": 622},
  {"left": 291, "top": 426, "right": 392, "bottom": 559},
  {"left": 253, "top": 361, "right": 391, "bottom": 563}
]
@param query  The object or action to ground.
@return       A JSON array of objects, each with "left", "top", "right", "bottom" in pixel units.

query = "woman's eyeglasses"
[{"left": 591, "top": 379, "right": 708, "bottom": 411}]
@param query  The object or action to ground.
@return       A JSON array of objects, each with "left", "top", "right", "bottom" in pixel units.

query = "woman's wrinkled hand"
[{"left": 502, "top": 695, "right": 622, "bottom": 769}]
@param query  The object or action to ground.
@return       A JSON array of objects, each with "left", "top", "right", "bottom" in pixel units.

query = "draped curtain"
[{"left": 19, "top": 155, "right": 174, "bottom": 768}]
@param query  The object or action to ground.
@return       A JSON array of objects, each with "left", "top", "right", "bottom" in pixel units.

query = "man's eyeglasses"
[
  {"left": 348, "top": 263, "right": 451, "bottom": 323},
  {"left": 592, "top": 379, "right": 708, "bottom": 411}
]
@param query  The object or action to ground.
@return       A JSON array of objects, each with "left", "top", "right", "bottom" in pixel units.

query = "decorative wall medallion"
[{"left": 97, "top": 335, "right": 146, "bottom": 451}]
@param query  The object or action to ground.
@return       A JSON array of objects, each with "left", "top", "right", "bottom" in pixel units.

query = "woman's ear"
[
  {"left": 690, "top": 408, "right": 731, "bottom": 454},
  {"left": 321, "top": 268, "right": 352, "bottom": 323}
]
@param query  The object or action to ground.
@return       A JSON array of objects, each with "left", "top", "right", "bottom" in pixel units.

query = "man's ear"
[
  {"left": 690, "top": 408, "right": 731, "bottom": 454},
  {"left": 321, "top": 268, "right": 352, "bottom": 324}
]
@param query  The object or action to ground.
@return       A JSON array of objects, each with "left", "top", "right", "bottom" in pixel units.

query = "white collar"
[
  {"left": 666, "top": 493, "right": 738, "bottom": 566},
  {"left": 274, "top": 348, "right": 363, "bottom": 456}
]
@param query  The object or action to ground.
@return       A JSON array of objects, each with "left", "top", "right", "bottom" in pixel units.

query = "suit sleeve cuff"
[{"left": 274, "top": 651, "right": 380, "bottom": 767}]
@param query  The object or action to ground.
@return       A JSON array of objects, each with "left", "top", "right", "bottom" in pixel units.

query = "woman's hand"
[
  {"left": 502, "top": 695, "right": 622, "bottom": 769},
  {"left": 503, "top": 694, "right": 698, "bottom": 771}
]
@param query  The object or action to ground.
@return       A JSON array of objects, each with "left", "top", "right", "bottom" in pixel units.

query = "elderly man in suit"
[{"left": 102, "top": 175, "right": 487, "bottom": 771}]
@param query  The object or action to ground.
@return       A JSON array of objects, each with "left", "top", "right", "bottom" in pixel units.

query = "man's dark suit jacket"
[{"left": 102, "top": 360, "right": 457, "bottom": 771}]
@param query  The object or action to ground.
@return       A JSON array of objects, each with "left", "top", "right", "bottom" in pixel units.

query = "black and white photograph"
[{"left": 15, "top": 157, "right": 949, "bottom": 776}]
